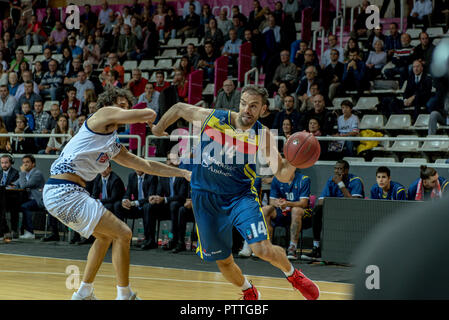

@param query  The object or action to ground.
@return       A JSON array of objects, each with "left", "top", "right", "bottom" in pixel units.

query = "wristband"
[{"left": 338, "top": 181, "right": 345, "bottom": 189}]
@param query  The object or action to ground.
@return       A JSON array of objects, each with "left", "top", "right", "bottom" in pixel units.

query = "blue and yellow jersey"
[
  {"left": 407, "top": 176, "right": 449, "bottom": 200},
  {"left": 190, "top": 109, "right": 263, "bottom": 197},
  {"left": 319, "top": 173, "right": 365, "bottom": 199},
  {"left": 370, "top": 181, "right": 407, "bottom": 200},
  {"left": 270, "top": 172, "right": 311, "bottom": 203}
]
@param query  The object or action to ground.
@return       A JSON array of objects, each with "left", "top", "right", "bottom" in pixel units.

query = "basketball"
[{"left": 283, "top": 131, "right": 321, "bottom": 169}]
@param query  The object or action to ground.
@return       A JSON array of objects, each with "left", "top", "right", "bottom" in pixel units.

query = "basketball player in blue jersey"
[
  {"left": 43, "top": 88, "right": 191, "bottom": 300},
  {"left": 370, "top": 166, "right": 407, "bottom": 200},
  {"left": 152, "top": 85, "right": 319, "bottom": 300}
]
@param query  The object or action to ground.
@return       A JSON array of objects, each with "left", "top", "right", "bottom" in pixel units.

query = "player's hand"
[
  {"left": 122, "top": 199, "right": 132, "bottom": 209},
  {"left": 278, "top": 198, "right": 287, "bottom": 209},
  {"left": 332, "top": 174, "right": 343, "bottom": 184},
  {"left": 151, "top": 123, "right": 169, "bottom": 137}
]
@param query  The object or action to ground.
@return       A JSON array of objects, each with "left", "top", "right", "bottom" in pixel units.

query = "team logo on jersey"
[
  {"left": 96, "top": 152, "right": 109, "bottom": 163},
  {"left": 246, "top": 228, "right": 253, "bottom": 240},
  {"left": 218, "top": 117, "right": 226, "bottom": 126}
]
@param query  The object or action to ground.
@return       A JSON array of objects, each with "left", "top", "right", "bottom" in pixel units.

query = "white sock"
[
  {"left": 283, "top": 264, "right": 295, "bottom": 277},
  {"left": 77, "top": 281, "right": 93, "bottom": 297},
  {"left": 289, "top": 241, "right": 297, "bottom": 249},
  {"left": 313, "top": 241, "right": 320, "bottom": 248},
  {"left": 116, "top": 285, "right": 133, "bottom": 300},
  {"left": 240, "top": 278, "right": 252, "bottom": 291}
]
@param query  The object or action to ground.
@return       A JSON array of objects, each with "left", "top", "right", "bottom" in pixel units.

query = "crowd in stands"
[{"left": 1, "top": 0, "right": 449, "bottom": 257}]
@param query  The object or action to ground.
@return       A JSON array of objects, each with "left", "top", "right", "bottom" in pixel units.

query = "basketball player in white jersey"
[{"left": 43, "top": 88, "right": 191, "bottom": 300}]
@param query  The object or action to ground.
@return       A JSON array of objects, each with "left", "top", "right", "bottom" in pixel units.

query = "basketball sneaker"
[
  {"left": 128, "top": 293, "right": 141, "bottom": 300},
  {"left": 71, "top": 291, "right": 98, "bottom": 300},
  {"left": 241, "top": 285, "right": 261, "bottom": 300},
  {"left": 287, "top": 245, "right": 297, "bottom": 260},
  {"left": 301, "top": 246, "right": 321, "bottom": 261},
  {"left": 238, "top": 241, "right": 252, "bottom": 257},
  {"left": 287, "top": 269, "right": 320, "bottom": 300}
]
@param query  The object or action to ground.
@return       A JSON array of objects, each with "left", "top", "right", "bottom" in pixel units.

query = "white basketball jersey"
[{"left": 50, "top": 121, "right": 122, "bottom": 182}]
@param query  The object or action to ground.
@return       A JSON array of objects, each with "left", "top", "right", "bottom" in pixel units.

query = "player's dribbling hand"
[{"left": 151, "top": 124, "right": 169, "bottom": 137}]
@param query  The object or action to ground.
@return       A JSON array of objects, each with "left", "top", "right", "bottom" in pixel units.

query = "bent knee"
[
  {"left": 291, "top": 207, "right": 305, "bottom": 218},
  {"left": 250, "top": 241, "right": 273, "bottom": 260}
]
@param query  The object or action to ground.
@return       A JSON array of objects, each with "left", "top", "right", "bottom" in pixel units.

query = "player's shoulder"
[{"left": 349, "top": 173, "right": 363, "bottom": 183}]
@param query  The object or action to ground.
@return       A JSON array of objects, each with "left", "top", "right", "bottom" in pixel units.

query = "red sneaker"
[
  {"left": 241, "top": 285, "right": 261, "bottom": 300},
  {"left": 287, "top": 269, "right": 320, "bottom": 300}
]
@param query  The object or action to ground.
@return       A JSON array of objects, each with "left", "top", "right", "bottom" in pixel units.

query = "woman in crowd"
[
  {"left": 83, "top": 34, "right": 101, "bottom": 68},
  {"left": 365, "top": 39, "right": 387, "bottom": 81},
  {"left": 42, "top": 114, "right": 73, "bottom": 155},
  {"left": 0, "top": 116, "right": 12, "bottom": 153},
  {"left": 11, "top": 115, "right": 35, "bottom": 154},
  {"left": 33, "top": 61, "right": 44, "bottom": 85}
]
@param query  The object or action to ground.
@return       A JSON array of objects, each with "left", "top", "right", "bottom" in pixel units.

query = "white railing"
[{"left": 244, "top": 67, "right": 259, "bottom": 87}]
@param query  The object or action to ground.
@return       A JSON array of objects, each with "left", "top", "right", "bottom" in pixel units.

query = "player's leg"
[
  {"left": 287, "top": 207, "right": 304, "bottom": 259},
  {"left": 262, "top": 205, "right": 276, "bottom": 239},
  {"left": 216, "top": 254, "right": 246, "bottom": 286}
]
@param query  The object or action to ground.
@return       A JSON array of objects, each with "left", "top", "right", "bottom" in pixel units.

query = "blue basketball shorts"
[{"left": 191, "top": 189, "right": 269, "bottom": 261}]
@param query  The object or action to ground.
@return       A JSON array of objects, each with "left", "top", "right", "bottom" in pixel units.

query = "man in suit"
[
  {"left": 382, "top": 60, "right": 432, "bottom": 120},
  {"left": 12, "top": 155, "right": 46, "bottom": 240},
  {"left": 323, "top": 49, "right": 345, "bottom": 102},
  {"left": 341, "top": 49, "right": 367, "bottom": 94},
  {"left": 91, "top": 163, "right": 126, "bottom": 213},
  {"left": 113, "top": 169, "right": 158, "bottom": 250},
  {"left": 0, "top": 154, "right": 20, "bottom": 240},
  {"left": 145, "top": 153, "right": 189, "bottom": 251}
]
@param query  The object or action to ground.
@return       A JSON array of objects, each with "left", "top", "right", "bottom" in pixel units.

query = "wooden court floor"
[{"left": 0, "top": 253, "right": 353, "bottom": 300}]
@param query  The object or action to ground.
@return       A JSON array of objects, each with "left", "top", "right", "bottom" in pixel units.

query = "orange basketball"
[{"left": 283, "top": 131, "right": 321, "bottom": 169}]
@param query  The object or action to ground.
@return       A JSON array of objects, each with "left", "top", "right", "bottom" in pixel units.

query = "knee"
[
  {"left": 216, "top": 255, "right": 234, "bottom": 268},
  {"left": 251, "top": 241, "right": 273, "bottom": 261},
  {"left": 291, "top": 207, "right": 304, "bottom": 220},
  {"left": 116, "top": 225, "right": 132, "bottom": 242}
]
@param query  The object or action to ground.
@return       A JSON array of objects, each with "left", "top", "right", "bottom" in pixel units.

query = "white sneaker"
[
  {"left": 71, "top": 291, "right": 98, "bottom": 300},
  {"left": 19, "top": 231, "right": 35, "bottom": 240},
  {"left": 116, "top": 292, "right": 141, "bottom": 300},
  {"left": 238, "top": 241, "right": 252, "bottom": 257}
]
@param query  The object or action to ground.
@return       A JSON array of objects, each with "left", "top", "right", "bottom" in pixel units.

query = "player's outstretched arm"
[
  {"left": 261, "top": 127, "right": 296, "bottom": 183},
  {"left": 113, "top": 146, "right": 191, "bottom": 181},
  {"left": 151, "top": 102, "right": 211, "bottom": 136}
]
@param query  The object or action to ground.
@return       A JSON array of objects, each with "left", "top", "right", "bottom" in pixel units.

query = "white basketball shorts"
[{"left": 43, "top": 178, "right": 106, "bottom": 239}]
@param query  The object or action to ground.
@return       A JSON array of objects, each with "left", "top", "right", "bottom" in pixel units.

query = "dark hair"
[
  {"left": 341, "top": 99, "right": 353, "bottom": 109},
  {"left": 420, "top": 165, "right": 437, "bottom": 180},
  {"left": 96, "top": 87, "right": 136, "bottom": 109},
  {"left": 241, "top": 84, "right": 269, "bottom": 107},
  {"left": 336, "top": 159, "right": 350, "bottom": 170},
  {"left": 376, "top": 166, "right": 391, "bottom": 177},
  {"left": 22, "top": 154, "right": 35, "bottom": 164},
  {"left": 67, "top": 86, "right": 77, "bottom": 93}
]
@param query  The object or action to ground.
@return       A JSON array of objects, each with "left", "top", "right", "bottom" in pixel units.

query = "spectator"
[
  {"left": 296, "top": 66, "right": 325, "bottom": 104},
  {"left": 64, "top": 57, "right": 83, "bottom": 86},
  {"left": 411, "top": 31, "right": 434, "bottom": 74},
  {"left": 0, "top": 155, "right": 19, "bottom": 237},
  {"left": 383, "top": 33, "right": 414, "bottom": 87},
  {"left": 380, "top": 0, "right": 401, "bottom": 18},
  {"left": 91, "top": 163, "right": 126, "bottom": 213},
  {"left": 274, "top": 81, "right": 291, "bottom": 111},
  {"left": 15, "top": 80, "right": 40, "bottom": 115},
  {"left": 199, "top": 4, "right": 214, "bottom": 38},
  {"left": 371, "top": 166, "right": 407, "bottom": 200},
  {"left": 281, "top": 118, "right": 293, "bottom": 141},
  {"left": 343, "top": 38, "right": 363, "bottom": 62},
  {"left": 126, "top": 69, "right": 148, "bottom": 98},
  {"left": 301, "top": 94, "right": 337, "bottom": 136},
  {"left": 333, "top": 100, "right": 360, "bottom": 157},
  {"left": 298, "top": 82, "right": 320, "bottom": 113},
  {"left": 381, "top": 60, "right": 432, "bottom": 119},
  {"left": 42, "top": 7, "right": 56, "bottom": 36},
  {"left": 182, "top": 0, "right": 201, "bottom": 18},
  {"left": 204, "top": 18, "right": 224, "bottom": 50},
  {"left": 323, "top": 49, "right": 345, "bottom": 101},
  {"left": 130, "top": 22, "right": 159, "bottom": 62},
  {"left": 407, "top": 0, "right": 433, "bottom": 31},
  {"left": 292, "top": 41, "right": 309, "bottom": 70},
  {"left": 284, "top": 0, "right": 299, "bottom": 19},
  {"left": 365, "top": 40, "right": 387, "bottom": 81},
  {"left": 15, "top": 70, "right": 39, "bottom": 99},
  {"left": 153, "top": 71, "right": 170, "bottom": 93},
  {"left": 32, "top": 99, "right": 49, "bottom": 150},
  {"left": 83, "top": 34, "right": 101, "bottom": 67},
  {"left": 13, "top": 155, "right": 45, "bottom": 240},
  {"left": 408, "top": 165, "right": 449, "bottom": 200},
  {"left": 49, "top": 21, "right": 68, "bottom": 53},
  {"left": 385, "top": 22, "right": 402, "bottom": 59},
  {"left": 20, "top": 102, "right": 34, "bottom": 131},
  {"left": 341, "top": 49, "right": 367, "bottom": 94},
  {"left": 138, "top": 82, "right": 160, "bottom": 115},
  {"left": 98, "top": 1, "right": 114, "bottom": 27},
  {"left": 321, "top": 34, "right": 344, "bottom": 68},
  {"left": 243, "top": 28, "right": 262, "bottom": 68},
  {"left": 83, "top": 89, "right": 97, "bottom": 114},
  {"left": 259, "top": 103, "right": 278, "bottom": 128},
  {"left": 113, "top": 170, "right": 158, "bottom": 249},
  {"left": 298, "top": 48, "right": 321, "bottom": 80},
  {"left": 304, "top": 160, "right": 364, "bottom": 259},
  {"left": 0, "top": 51, "right": 9, "bottom": 75},
  {"left": 14, "top": 16, "right": 28, "bottom": 47},
  {"left": 217, "top": 8, "right": 233, "bottom": 38},
  {"left": 102, "top": 53, "right": 125, "bottom": 85},
  {"left": 45, "top": 103, "right": 60, "bottom": 132},
  {"left": 81, "top": 4, "right": 98, "bottom": 31},
  {"left": 172, "top": 69, "right": 189, "bottom": 102},
  {"left": 87, "top": 101, "right": 98, "bottom": 117},
  {"left": 196, "top": 41, "right": 218, "bottom": 83},
  {"left": 269, "top": 50, "right": 298, "bottom": 96},
  {"left": 177, "top": 56, "right": 194, "bottom": 78},
  {"left": 153, "top": 3, "right": 167, "bottom": 42},
  {"left": 75, "top": 114, "right": 86, "bottom": 134},
  {"left": 185, "top": 43, "right": 200, "bottom": 70},
  {"left": 222, "top": 29, "right": 242, "bottom": 76},
  {"left": 231, "top": 16, "right": 245, "bottom": 40},
  {"left": 262, "top": 13, "right": 281, "bottom": 46},
  {"left": 33, "top": 61, "right": 44, "bottom": 85},
  {"left": 307, "top": 118, "right": 323, "bottom": 137},
  {"left": 130, "top": 16, "right": 143, "bottom": 41},
  {"left": 59, "top": 47, "right": 73, "bottom": 75},
  {"left": 74, "top": 71, "right": 95, "bottom": 104},
  {"left": 351, "top": 0, "right": 370, "bottom": 40},
  {"left": 273, "top": 95, "right": 302, "bottom": 135},
  {"left": 11, "top": 115, "right": 35, "bottom": 154},
  {"left": 9, "top": 49, "right": 29, "bottom": 73},
  {"left": 259, "top": 170, "right": 312, "bottom": 260},
  {"left": 0, "top": 118, "right": 12, "bottom": 152},
  {"left": 25, "top": 15, "right": 46, "bottom": 48},
  {"left": 215, "top": 79, "right": 241, "bottom": 112},
  {"left": 41, "top": 114, "right": 73, "bottom": 155},
  {"left": 61, "top": 86, "right": 81, "bottom": 114},
  {"left": 39, "top": 59, "right": 64, "bottom": 101},
  {"left": 83, "top": 61, "right": 103, "bottom": 96},
  {"left": 366, "top": 25, "right": 386, "bottom": 52},
  {"left": 117, "top": 24, "right": 137, "bottom": 63},
  {"left": 66, "top": 107, "right": 79, "bottom": 133},
  {"left": 164, "top": 6, "right": 180, "bottom": 42},
  {"left": 178, "top": 4, "right": 200, "bottom": 39},
  {"left": 122, "top": 5, "right": 133, "bottom": 26},
  {"left": 0, "top": 85, "right": 17, "bottom": 132},
  {"left": 231, "top": 5, "right": 248, "bottom": 26},
  {"left": 105, "top": 69, "right": 123, "bottom": 88},
  {"left": 9, "top": 0, "right": 23, "bottom": 26}
]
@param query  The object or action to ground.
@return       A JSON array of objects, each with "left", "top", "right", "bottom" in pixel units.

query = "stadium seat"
[
  {"left": 372, "top": 134, "right": 390, "bottom": 151},
  {"left": 420, "top": 135, "right": 449, "bottom": 151},
  {"left": 413, "top": 114, "right": 429, "bottom": 128},
  {"left": 173, "top": 58, "right": 181, "bottom": 69},
  {"left": 332, "top": 97, "right": 353, "bottom": 109},
  {"left": 161, "top": 38, "right": 182, "bottom": 48},
  {"left": 156, "top": 49, "right": 179, "bottom": 59},
  {"left": 29, "top": 45, "right": 43, "bottom": 54},
  {"left": 44, "top": 100, "right": 59, "bottom": 112},
  {"left": 267, "top": 98, "right": 275, "bottom": 110},
  {"left": 124, "top": 73, "right": 131, "bottom": 83},
  {"left": 402, "top": 158, "right": 428, "bottom": 164},
  {"left": 182, "top": 38, "right": 200, "bottom": 46},
  {"left": 343, "top": 157, "right": 366, "bottom": 163},
  {"left": 359, "top": 114, "right": 385, "bottom": 130},
  {"left": 142, "top": 72, "right": 149, "bottom": 79},
  {"left": 433, "top": 38, "right": 442, "bottom": 46},
  {"left": 371, "top": 157, "right": 397, "bottom": 163},
  {"left": 52, "top": 54, "right": 63, "bottom": 63},
  {"left": 34, "top": 54, "right": 44, "bottom": 63},
  {"left": 155, "top": 59, "right": 173, "bottom": 69},
  {"left": 434, "top": 159, "right": 448, "bottom": 164},
  {"left": 410, "top": 39, "right": 420, "bottom": 47},
  {"left": 123, "top": 60, "right": 137, "bottom": 71},
  {"left": 406, "top": 28, "right": 421, "bottom": 39},
  {"left": 354, "top": 96, "right": 379, "bottom": 111},
  {"left": 388, "top": 135, "right": 420, "bottom": 151},
  {"left": 426, "top": 27, "right": 444, "bottom": 38},
  {"left": 202, "top": 83, "right": 214, "bottom": 95},
  {"left": 384, "top": 114, "right": 412, "bottom": 129},
  {"left": 295, "top": 23, "right": 302, "bottom": 31},
  {"left": 138, "top": 60, "right": 155, "bottom": 70},
  {"left": 24, "top": 55, "right": 34, "bottom": 63},
  {"left": 17, "top": 45, "right": 28, "bottom": 53}
]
